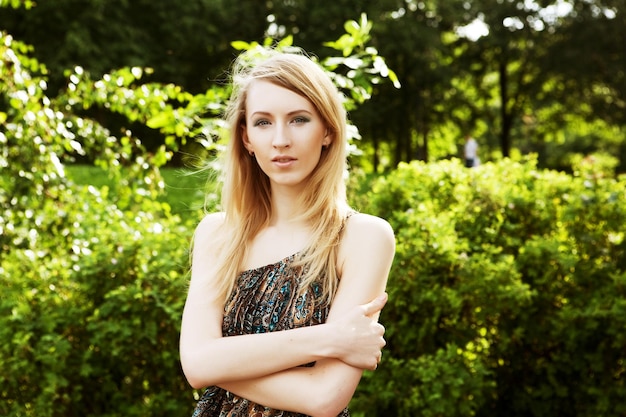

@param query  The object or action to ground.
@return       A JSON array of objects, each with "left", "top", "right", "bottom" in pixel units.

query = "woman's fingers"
[
  {"left": 330, "top": 293, "right": 389, "bottom": 369},
  {"left": 360, "top": 292, "right": 388, "bottom": 317}
]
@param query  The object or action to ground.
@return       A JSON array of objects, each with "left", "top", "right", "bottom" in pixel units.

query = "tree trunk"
[{"left": 498, "top": 61, "right": 512, "bottom": 157}]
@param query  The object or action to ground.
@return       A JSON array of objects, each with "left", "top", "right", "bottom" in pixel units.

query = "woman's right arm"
[
  {"left": 212, "top": 213, "right": 396, "bottom": 417},
  {"left": 179, "top": 213, "right": 384, "bottom": 389}
]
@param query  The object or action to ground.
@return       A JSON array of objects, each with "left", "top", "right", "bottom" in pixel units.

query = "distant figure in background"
[{"left": 463, "top": 134, "right": 479, "bottom": 168}]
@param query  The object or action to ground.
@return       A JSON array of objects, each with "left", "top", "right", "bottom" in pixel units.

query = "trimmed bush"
[
  {"left": 0, "top": 184, "right": 196, "bottom": 417},
  {"left": 3, "top": 20, "right": 625, "bottom": 417},
  {"left": 350, "top": 157, "right": 626, "bottom": 417},
  {"left": 1, "top": 22, "right": 398, "bottom": 416},
  {"left": 0, "top": 31, "right": 199, "bottom": 416}
]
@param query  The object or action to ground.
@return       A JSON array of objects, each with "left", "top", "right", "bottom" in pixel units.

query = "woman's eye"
[
  {"left": 253, "top": 119, "right": 270, "bottom": 127},
  {"left": 292, "top": 116, "right": 310, "bottom": 124}
]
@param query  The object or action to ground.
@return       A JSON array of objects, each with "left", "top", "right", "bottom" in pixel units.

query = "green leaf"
[{"left": 146, "top": 112, "right": 173, "bottom": 129}]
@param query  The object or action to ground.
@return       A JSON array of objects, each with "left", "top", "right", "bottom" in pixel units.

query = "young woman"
[{"left": 179, "top": 50, "right": 395, "bottom": 417}]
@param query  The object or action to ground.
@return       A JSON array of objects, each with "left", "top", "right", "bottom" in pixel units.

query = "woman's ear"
[
  {"left": 241, "top": 125, "right": 254, "bottom": 154},
  {"left": 322, "top": 128, "right": 332, "bottom": 147}
]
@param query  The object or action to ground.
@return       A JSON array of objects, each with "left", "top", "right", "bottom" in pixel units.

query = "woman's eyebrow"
[{"left": 249, "top": 109, "right": 314, "bottom": 117}]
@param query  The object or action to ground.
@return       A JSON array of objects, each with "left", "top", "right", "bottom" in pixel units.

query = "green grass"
[{"left": 66, "top": 165, "right": 210, "bottom": 215}]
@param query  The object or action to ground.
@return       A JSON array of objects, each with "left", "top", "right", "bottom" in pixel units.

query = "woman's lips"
[{"left": 272, "top": 156, "right": 296, "bottom": 167}]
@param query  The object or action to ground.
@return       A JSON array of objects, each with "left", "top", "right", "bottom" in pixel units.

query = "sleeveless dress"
[{"left": 190, "top": 253, "right": 351, "bottom": 417}]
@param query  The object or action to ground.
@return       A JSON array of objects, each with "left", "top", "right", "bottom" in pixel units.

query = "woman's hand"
[{"left": 329, "top": 293, "right": 387, "bottom": 370}]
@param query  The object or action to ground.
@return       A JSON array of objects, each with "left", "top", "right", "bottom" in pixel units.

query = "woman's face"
[{"left": 243, "top": 80, "right": 330, "bottom": 191}]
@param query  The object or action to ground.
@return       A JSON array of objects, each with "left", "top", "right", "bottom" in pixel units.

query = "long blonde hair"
[{"left": 210, "top": 49, "right": 351, "bottom": 303}]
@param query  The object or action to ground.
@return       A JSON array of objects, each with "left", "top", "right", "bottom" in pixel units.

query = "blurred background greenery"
[
  {"left": 1, "top": 1, "right": 625, "bottom": 416},
  {"left": 1, "top": 0, "right": 624, "bottom": 173}
]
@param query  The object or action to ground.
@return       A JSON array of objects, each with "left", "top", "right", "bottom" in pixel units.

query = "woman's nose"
[{"left": 272, "top": 125, "right": 291, "bottom": 148}]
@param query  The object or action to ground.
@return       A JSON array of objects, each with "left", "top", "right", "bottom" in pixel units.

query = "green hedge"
[
  {"left": 0, "top": 184, "right": 196, "bottom": 416},
  {"left": 3, "top": 23, "right": 625, "bottom": 416},
  {"left": 350, "top": 157, "right": 626, "bottom": 417},
  {"left": 2, "top": 157, "right": 625, "bottom": 416}
]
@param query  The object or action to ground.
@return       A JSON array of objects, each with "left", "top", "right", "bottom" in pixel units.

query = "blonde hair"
[{"left": 210, "top": 49, "right": 351, "bottom": 302}]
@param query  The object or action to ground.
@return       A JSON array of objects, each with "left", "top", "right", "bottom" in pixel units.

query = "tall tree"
[
  {"left": 543, "top": 0, "right": 625, "bottom": 126},
  {"left": 350, "top": 0, "right": 472, "bottom": 168},
  {"left": 2, "top": 0, "right": 623, "bottom": 171},
  {"left": 0, "top": 0, "right": 269, "bottom": 93},
  {"left": 450, "top": 0, "right": 625, "bottom": 161}
]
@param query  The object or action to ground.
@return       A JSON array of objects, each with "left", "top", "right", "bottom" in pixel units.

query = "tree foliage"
[
  {"left": 2, "top": 2, "right": 625, "bottom": 416},
  {"left": 350, "top": 157, "right": 626, "bottom": 416},
  {"left": 1, "top": 30, "right": 191, "bottom": 417},
  {"left": 1, "top": 0, "right": 624, "bottom": 172},
  {"left": 0, "top": 15, "right": 397, "bottom": 416}
]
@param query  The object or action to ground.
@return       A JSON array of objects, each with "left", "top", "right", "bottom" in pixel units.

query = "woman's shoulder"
[
  {"left": 194, "top": 212, "right": 226, "bottom": 241},
  {"left": 198, "top": 211, "right": 226, "bottom": 226},
  {"left": 336, "top": 211, "right": 395, "bottom": 283},
  {"left": 345, "top": 212, "right": 394, "bottom": 238},
  {"left": 341, "top": 212, "right": 395, "bottom": 254}
]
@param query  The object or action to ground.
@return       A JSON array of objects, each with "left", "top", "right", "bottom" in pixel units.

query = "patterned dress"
[{"left": 191, "top": 253, "right": 350, "bottom": 417}]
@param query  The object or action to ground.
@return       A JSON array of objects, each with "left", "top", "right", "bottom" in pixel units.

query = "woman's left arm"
[{"left": 220, "top": 213, "right": 396, "bottom": 417}]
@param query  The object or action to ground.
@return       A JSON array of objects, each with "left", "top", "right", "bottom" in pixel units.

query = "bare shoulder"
[
  {"left": 340, "top": 212, "right": 395, "bottom": 260},
  {"left": 192, "top": 212, "right": 227, "bottom": 253},
  {"left": 195, "top": 212, "right": 226, "bottom": 236},
  {"left": 189, "top": 212, "right": 226, "bottom": 290},
  {"left": 344, "top": 212, "right": 395, "bottom": 245},
  {"left": 335, "top": 212, "right": 395, "bottom": 296}
]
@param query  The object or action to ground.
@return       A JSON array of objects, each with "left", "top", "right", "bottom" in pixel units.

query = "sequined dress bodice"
[{"left": 190, "top": 254, "right": 350, "bottom": 417}]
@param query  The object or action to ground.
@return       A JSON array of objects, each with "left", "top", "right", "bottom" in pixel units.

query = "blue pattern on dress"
[{"left": 190, "top": 254, "right": 349, "bottom": 417}]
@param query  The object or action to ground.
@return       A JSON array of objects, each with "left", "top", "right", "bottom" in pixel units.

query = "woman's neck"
[{"left": 268, "top": 185, "right": 308, "bottom": 227}]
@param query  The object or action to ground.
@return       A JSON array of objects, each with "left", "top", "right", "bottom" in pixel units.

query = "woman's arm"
[
  {"left": 179, "top": 213, "right": 392, "bottom": 390},
  {"left": 217, "top": 213, "right": 396, "bottom": 416}
]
